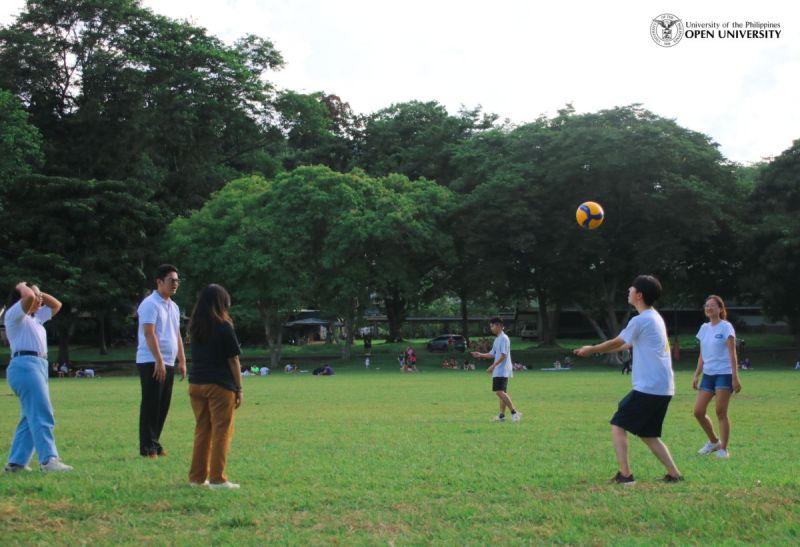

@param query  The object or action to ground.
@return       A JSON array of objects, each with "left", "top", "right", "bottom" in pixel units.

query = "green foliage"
[
  {"left": 275, "top": 91, "right": 358, "bottom": 171},
  {"left": 0, "top": 89, "right": 43, "bottom": 185},
  {"left": 358, "top": 101, "right": 496, "bottom": 187},
  {"left": 0, "top": 174, "right": 164, "bottom": 358},
  {"left": 746, "top": 139, "right": 800, "bottom": 337},
  {"left": 0, "top": 0, "right": 285, "bottom": 214},
  {"left": 451, "top": 105, "right": 742, "bottom": 339}
]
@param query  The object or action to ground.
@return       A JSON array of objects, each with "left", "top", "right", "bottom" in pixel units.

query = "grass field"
[{"left": 1, "top": 369, "right": 798, "bottom": 545}]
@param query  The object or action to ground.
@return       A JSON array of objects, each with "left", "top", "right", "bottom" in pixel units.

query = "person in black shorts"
[{"left": 575, "top": 275, "right": 682, "bottom": 485}]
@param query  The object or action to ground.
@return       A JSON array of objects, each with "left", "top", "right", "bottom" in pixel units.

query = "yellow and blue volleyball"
[{"left": 576, "top": 201, "right": 605, "bottom": 230}]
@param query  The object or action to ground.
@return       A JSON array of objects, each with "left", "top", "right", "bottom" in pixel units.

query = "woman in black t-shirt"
[{"left": 187, "top": 284, "right": 243, "bottom": 489}]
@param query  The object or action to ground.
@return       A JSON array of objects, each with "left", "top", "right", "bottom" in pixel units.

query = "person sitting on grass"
[{"left": 574, "top": 274, "right": 683, "bottom": 485}]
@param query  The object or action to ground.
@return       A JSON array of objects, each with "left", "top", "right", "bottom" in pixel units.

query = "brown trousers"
[{"left": 188, "top": 384, "right": 236, "bottom": 484}]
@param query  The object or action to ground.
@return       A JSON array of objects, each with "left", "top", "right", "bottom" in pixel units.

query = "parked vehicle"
[{"left": 426, "top": 334, "right": 466, "bottom": 352}]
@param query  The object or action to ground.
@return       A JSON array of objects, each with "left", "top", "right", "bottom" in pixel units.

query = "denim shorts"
[{"left": 699, "top": 373, "right": 733, "bottom": 393}]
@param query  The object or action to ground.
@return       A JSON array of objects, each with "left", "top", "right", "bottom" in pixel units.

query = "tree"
[
  {"left": 539, "top": 106, "right": 740, "bottom": 340},
  {"left": 450, "top": 105, "right": 740, "bottom": 344},
  {"left": 0, "top": 89, "right": 43, "bottom": 185},
  {"left": 274, "top": 91, "right": 359, "bottom": 172},
  {"left": 357, "top": 101, "right": 495, "bottom": 187},
  {"left": 0, "top": 174, "right": 164, "bottom": 362},
  {"left": 0, "top": 0, "right": 285, "bottom": 214},
  {"left": 745, "top": 139, "right": 800, "bottom": 341}
]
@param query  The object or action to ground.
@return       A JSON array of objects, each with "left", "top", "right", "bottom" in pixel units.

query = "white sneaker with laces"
[
  {"left": 716, "top": 448, "right": 730, "bottom": 459},
  {"left": 511, "top": 412, "right": 522, "bottom": 422},
  {"left": 697, "top": 440, "right": 720, "bottom": 455},
  {"left": 40, "top": 457, "right": 73, "bottom": 472},
  {"left": 209, "top": 481, "right": 240, "bottom": 490}
]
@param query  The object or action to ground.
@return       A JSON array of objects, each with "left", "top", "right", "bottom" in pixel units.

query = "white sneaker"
[
  {"left": 209, "top": 481, "right": 240, "bottom": 490},
  {"left": 40, "top": 457, "right": 73, "bottom": 472},
  {"left": 716, "top": 449, "right": 730, "bottom": 459},
  {"left": 189, "top": 480, "right": 210, "bottom": 487},
  {"left": 511, "top": 412, "right": 522, "bottom": 422},
  {"left": 697, "top": 440, "right": 720, "bottom": 455},
  {"left": 493, "top": 415, "right": 505, "bottom": 422}
]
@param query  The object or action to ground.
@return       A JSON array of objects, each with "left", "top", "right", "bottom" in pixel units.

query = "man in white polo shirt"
[{"left": 136, "top": 264, "right": 186, "bottom": 458}]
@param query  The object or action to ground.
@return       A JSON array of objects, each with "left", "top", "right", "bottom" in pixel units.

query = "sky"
[{"left": 2, "top": 0, "right": 798, "bottom": 164}]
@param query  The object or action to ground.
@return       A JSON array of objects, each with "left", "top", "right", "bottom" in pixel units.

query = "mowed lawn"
[{"left": 0, "top": 369, "right": 798, "bottom": 545}]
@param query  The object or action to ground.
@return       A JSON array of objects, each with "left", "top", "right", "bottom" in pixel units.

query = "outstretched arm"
[{"left": 574, "top": 336, "right": 626, "bottom": 357}]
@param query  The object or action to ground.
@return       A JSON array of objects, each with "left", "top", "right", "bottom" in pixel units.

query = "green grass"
[{"left": 1, "top": 369, "right": 798, "bottom": 544}]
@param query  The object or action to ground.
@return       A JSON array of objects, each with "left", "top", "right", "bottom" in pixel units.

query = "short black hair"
[
  {"left": 632, "top": 275, "right": 662, "bottom": 306},
  {"left": 489, "top": 317, "right": 503, "bottom": 326},
  {"left": 154, "top": 264, "right": 178, "bottom": 281},
  {"left": 5, "top": 282, "right": 33, "bottom": 310}
]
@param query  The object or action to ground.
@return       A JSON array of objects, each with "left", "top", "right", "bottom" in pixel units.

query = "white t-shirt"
[
  {"left": 491, "top": 331, "right": 513, "bottom": 378},
  {"left": 136, "top": 292, "right": 180, "bottom": 366},
  {"left": 619, "top": 309, "right": 674, "bottom": 396},
  {"left": 3, "top": 301, "right": 52, "bottom": 355},
  {"left": 696, "top": 320, "right": 736, "bottom": 375}
]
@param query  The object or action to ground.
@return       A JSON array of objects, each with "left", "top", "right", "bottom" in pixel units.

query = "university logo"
[{"left": 651, "top": 14, "right": 684, "bottom": 47}]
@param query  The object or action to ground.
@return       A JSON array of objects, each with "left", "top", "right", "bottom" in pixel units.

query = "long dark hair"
[{"left": 188, "top": 284, "right": 233, "bottom": 342}]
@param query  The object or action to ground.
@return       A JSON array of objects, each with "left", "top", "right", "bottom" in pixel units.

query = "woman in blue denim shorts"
[{"left": 691, "top": 295, "right": 742, "bottom": 459}]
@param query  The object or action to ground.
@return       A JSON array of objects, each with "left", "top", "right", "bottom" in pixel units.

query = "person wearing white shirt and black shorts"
[
  {"left": 575, "top": 275, "right": 682, "bottom": 485},
  {"left": 692, "top": 295, "right": 741, "bottom": 459},
  {"left": 471, "top": 317, "right": 521, "bottom": 422}
]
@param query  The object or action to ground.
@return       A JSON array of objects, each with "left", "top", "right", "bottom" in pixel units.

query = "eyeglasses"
[{"left": 162, "top": 277, "right": 180, "bottom": 284}]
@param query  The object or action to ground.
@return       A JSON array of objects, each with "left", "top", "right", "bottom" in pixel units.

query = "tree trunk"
[
  {"left": 257, "top": 302, "right": 284, "bottom": 369},
  {"left": 56, "top": 315, "right": 75, "bottom": 365},
  {"left": 384, "top": 289, "right": 406, "bottom": 343},
  {"left": 573, "top": 302, "right": 609, "bottom": 340},
  {"left": 341, "top": 298, "right": 359, "bottom": 361},
  {"left": 98, "top": 311, "right": 108, "bottom": 355},
  {"left": 459, "top": 291, "right": 470, "bottom": 342},
  {"left": 537, "top": 290, "right": 558, "bottom": 346}
]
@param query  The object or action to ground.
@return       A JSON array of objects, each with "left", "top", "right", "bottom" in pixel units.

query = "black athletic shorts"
[
  {"left": 492, "top": 377, "right": 509, "bottom": 392},
  {"left": 610, "top": 390, "right": 672, "bottom": 438}
]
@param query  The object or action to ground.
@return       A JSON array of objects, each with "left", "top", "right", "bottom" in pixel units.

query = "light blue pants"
[{"left": 6, "top": 355, "right": 59, "bottom": 465}]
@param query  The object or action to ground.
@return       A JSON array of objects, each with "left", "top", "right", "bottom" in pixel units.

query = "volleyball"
[{"left": 576, "top": 201, "right": 604, "bottom": 230}]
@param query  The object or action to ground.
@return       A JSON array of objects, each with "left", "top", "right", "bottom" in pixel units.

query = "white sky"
[{"left": 3, "top": 0, "right": 798, "bottom": 164}]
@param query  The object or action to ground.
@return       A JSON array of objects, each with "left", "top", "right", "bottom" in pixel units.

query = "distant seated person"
[
  {"left": 741, "top": 357, "right": 752, "bottom": 370},
  {"left": 552, "top": 359, "right": 562, "bottom": 369},
  {"left": 260, "top": 366, "right": 269, "bottom": 376},
  {"left": 512, "top": 362, "right": 527, "bottom": 371},
  {"left": 251, "top": 366, "right": 260, "bottom": 376},
  {"left": 563, "top": 356, "right": 573, "bottom": 368},
  {"left": 241, "top": 366, "right": 253, "bottom": 376},
  {"left": 76, "top": 367, "right": 95, "bottom": 378},
  {"left": 464, "top": 360, "right": 476, "bottom": 371},
  {"left": 322, "top": 365, "right": 334, "bottom": 376},
  {"left": 284, "top": 363, "right": 298, "bottom": 373},
  {"left": 795, "top": 360, "right": 800, "bottom": 370},
  {"left": 441, "top": 359, "right": 450, "bottom": 369},
  {"left": 50, "top": 363, "right": 60, "bottom": 378},
  {"left": 58, "top": 363, "right": 70, "bottom": 377}
]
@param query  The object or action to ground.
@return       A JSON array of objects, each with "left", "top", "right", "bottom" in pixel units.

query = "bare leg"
[
  {"left": 693, "top": 390, "right": 719, "bottom": 443},
  {"left": 497, "top": 391, "right": 516, "bottom": 414},
  {"left": 714, "top": 389, "right": 732, "bottom": 449},
  {"left": 641, "top": 437, "right": 681, "bottom": 477},
  {"left": 611, "top": 425, "right": 631, "bottom": 477}
]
